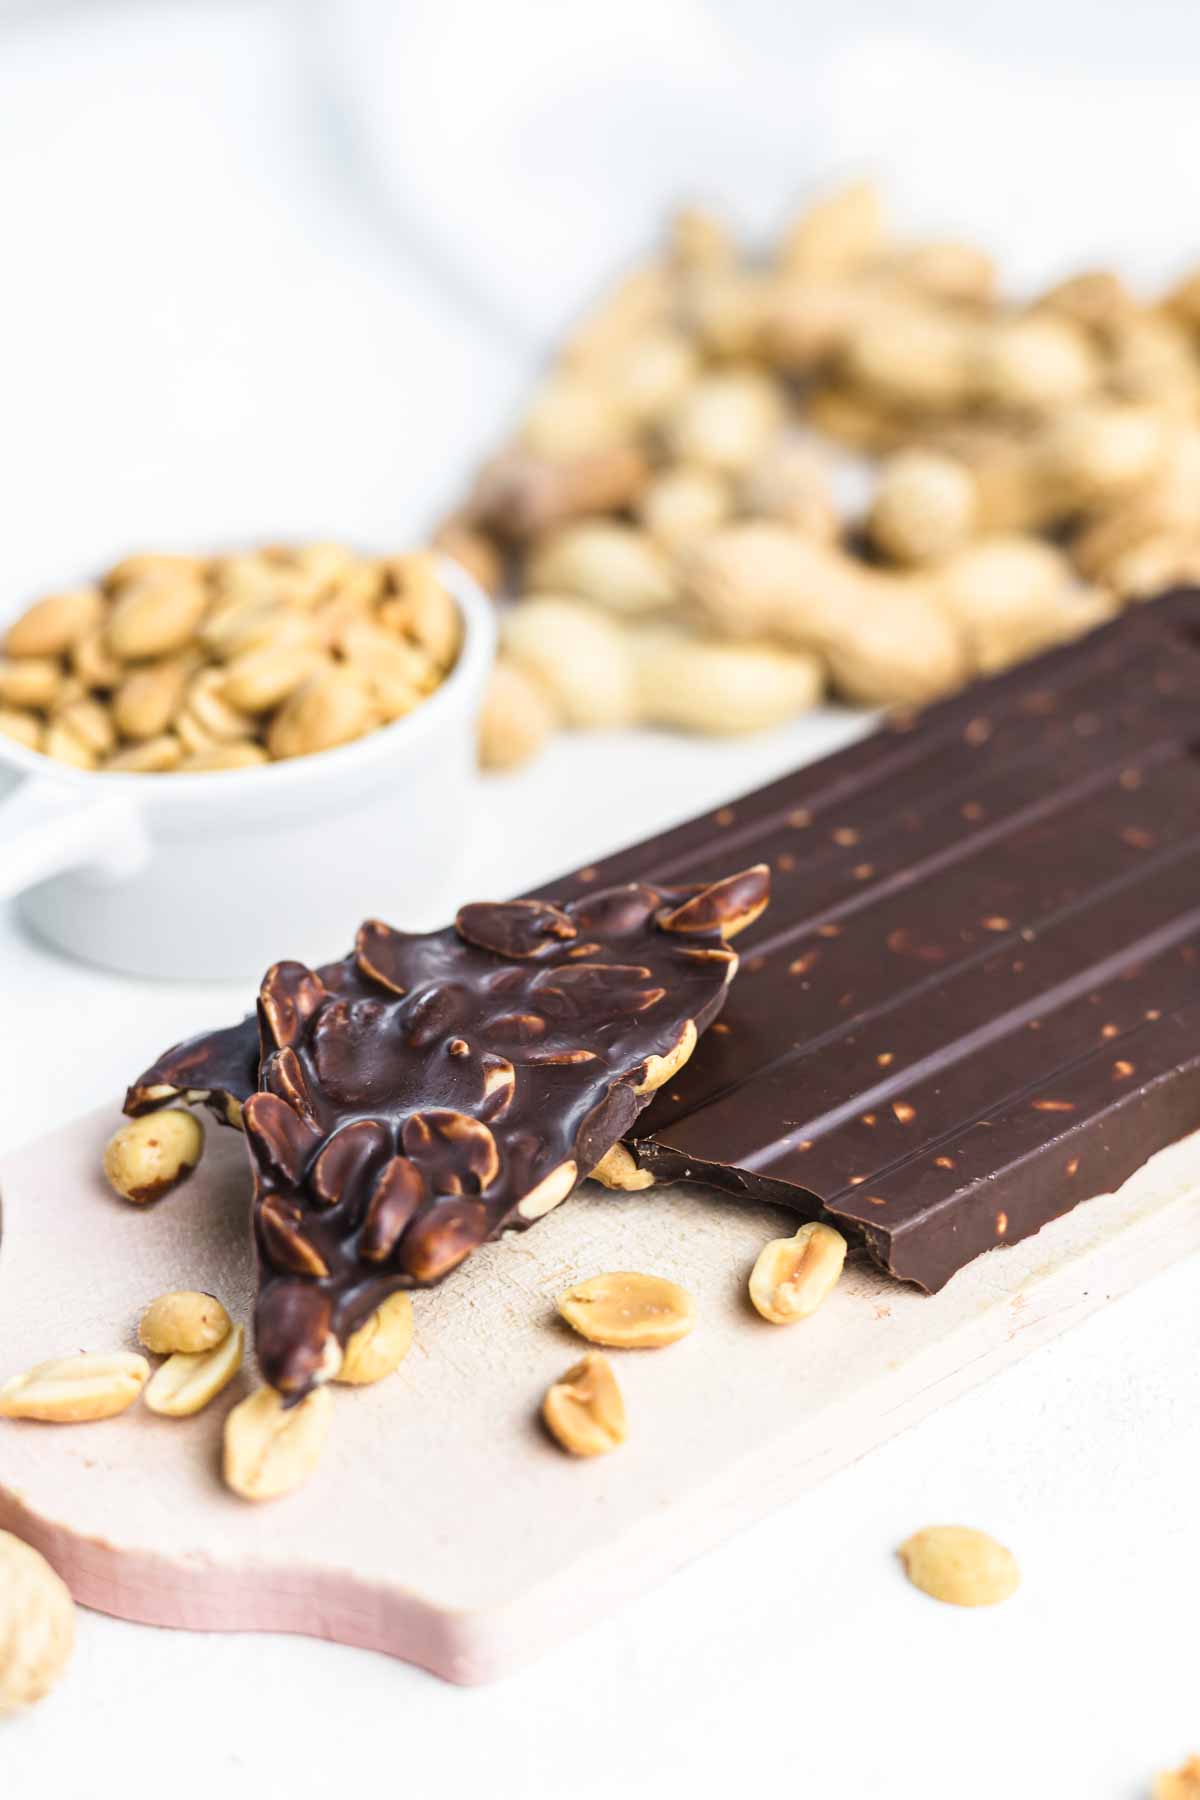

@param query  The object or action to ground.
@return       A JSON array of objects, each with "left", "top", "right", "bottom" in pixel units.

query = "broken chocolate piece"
[{"left": 135, "top": 873, "right": 765, "bottom": 1398}]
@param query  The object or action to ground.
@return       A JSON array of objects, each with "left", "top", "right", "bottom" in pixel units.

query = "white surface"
[{"left": 2, "top": 1, "right": 1199, "bottom": 1795}]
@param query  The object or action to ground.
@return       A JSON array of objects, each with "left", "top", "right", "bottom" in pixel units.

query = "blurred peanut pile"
[
  {"left": 452, "top": 182, "right": 1200, "bottom": 771},
  {"left": 0, "top": 546, "right": 460, "bottom": 772}
]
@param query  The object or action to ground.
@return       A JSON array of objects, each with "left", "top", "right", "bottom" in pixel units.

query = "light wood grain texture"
[{"left": 1, "top": 1103, "right": 1197, "bottom": 1683}]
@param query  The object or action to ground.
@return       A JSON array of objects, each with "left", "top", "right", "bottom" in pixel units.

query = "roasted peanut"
[
  {"left": 223, "top": 1384, "right": 332, "bottom": 1502},
  {"left": 557, "top": 1271, "right": 695, "bottom": 1348},
  {"left": 542, "top": 1352, "right": 626, "bottom": 1456},
  {"left": 780, "top": 180, "right": 885, "bottom": 277},
  {"left": 933, "top": 536, "right": 1108, "bottom": 673},
  {"left": 868, "top": 449, "right": 976, "bottom": 565},
  {"left": 106, "top": 574, "right": 209, "bottom": 660},
  {"left": 527, "top": 521, "right": 675, "bottom": 613},
  {"left": 749, "top": 1221, "right": 847, "bottom": 1323},
  {"left": 0, "top": 707, "right": 41, "bottom": 751},
  {"left": 739, "top": 437, "right": 839, "bottom": 540},
  {"left": 3, "top": 586, "right": 102, "bottom": 659},
  {"left": 336, "top": 1293, "right": 414, "bottom": 1386},
  {"left": 144, "top": 1325, "right": 244, "bottom": 1418},
  {"left": 976, "top": 315, "right": 1099, "bottom": 412},
  {"left": 110, "top": 656, "right": 190, "bottom": 740},
  {"left": 0, "top": 1532, "right": 75, "bottom": 1712},
  {"left": 478, "top": 658, "right": 560, "bottom": 770},
  {"left": 520, "top": 373, "right": 631, "bottom": 461},
  {"left": 430, "top": 519, "right": 505, "bottom": 597},
  {"left": 668, "top": 204, "right": 734, "bottom": 273},
  {"left": 0, "top": 1353, "right": 149, "bottom": 1423},
  {"left": 632, "top": 626, "right": 823, "bottom": 733},
  {"left": 53, "top": 697, "right": 115, "bottom": 758},
  {"left": 104, "top": 733, "right": 183, "bottom": 772},
  {"left": 103, "top": 1109, "right": 204, "bottom": 1204},
  {"left": 637, "top": 465, "right": 733, "bottom": 551},
  {"left": 665, "top": 367, "right": 783, "bottom": 474},
  {"left": 842, "top": 303, "right": 978, "bottom": 412},
  {"left": 897, "top": 1525, "right": 1020, "bottom": 1608},
  {"left": 138, "top": 1290, "right": 232, "bottom": 1355},
  {"left": 0, "top": 657, "right": 62, "bottom": 710},
  {"left": 615, "top": 327, "right": 699, "bottom": 424},
  {"left": 267, "top": 667, "right": 376, "bottom": 760},
  {"left": 503, "top": 596, "right": 637, "bottom": 728},
  {"left": 42, "top": 720, "right": 97, "bottom": 770},
  {"left": 178, "top": 740, "right": 270, "bottom": 772}
]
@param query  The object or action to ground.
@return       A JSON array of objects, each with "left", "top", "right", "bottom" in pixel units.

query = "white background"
[{"left": 2, "top": 4, "right": 1200, "bottom": 1795}]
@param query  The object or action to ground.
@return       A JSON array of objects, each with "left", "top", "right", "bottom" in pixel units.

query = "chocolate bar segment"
[
  {"left": 137, "top": 872, "right": 765, "bottom": 1399},
  {"left": 540, "top": 587, "right": 1200, "bottom": 1289}
]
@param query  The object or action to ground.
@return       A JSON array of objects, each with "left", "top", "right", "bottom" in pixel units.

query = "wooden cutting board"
[{"left": 1, "top": 1102, "right": 1198, "bottom": 1684}]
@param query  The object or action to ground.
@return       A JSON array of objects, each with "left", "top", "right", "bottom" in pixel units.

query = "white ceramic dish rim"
[{"left": 0, "top": 553, "right": 496, "bottom": 806}]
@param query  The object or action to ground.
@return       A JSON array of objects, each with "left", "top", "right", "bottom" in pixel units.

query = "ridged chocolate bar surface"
[{"left": 535, "top": 588, "right": 1200, "bottom": 1289}]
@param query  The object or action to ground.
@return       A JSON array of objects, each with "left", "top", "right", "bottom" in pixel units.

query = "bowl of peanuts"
[{"left": 0, "top": 544, "right": 495, "bottom": 978}]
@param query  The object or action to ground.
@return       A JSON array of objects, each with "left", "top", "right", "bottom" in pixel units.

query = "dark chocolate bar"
[
  {"left": 539, "top": 586, "right": 1200, "bottom": 1289},
  {"left": 132, "top": 872, "right": 768, "bottom": 1397}
]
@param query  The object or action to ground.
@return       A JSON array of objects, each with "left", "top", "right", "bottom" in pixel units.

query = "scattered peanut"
[
  {"left": 557, "top": 1271, "right": 696, "bottom": 1348},
  {"left": 103, "top": 1109, "right": 204, "bottom": 1204},
  {"left": 0, "top": 1353, "right": 149, "bottom": 1423},
  {"left": 542, "top": 1352, "right": 627, "bottom": 1457},
  {"left": 335, "top": 1293, "right": 414, "bottom": 1386},
  {"left": 223, "top": 1384, "right": 332, "bottom": 1502},
  {"left": 138, "top": 1290, "right": 232, "bottom": 1355},
  {"left": 144, "top": 1325, "right": 244, "bottom": 1418},
  {"left": 0, "top": 1532, "right": 75, "bottom": 1713},
  {"left": 748, "top": 1221, "right": 847, "bottom": 1324},
  {"left": 897, "top": 1525, "right": 1020, "bottom": 1608}
]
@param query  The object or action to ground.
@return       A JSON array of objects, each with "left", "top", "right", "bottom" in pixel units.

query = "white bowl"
[{"left": 0, "top": 557, "right": 496, "bottom": 978}]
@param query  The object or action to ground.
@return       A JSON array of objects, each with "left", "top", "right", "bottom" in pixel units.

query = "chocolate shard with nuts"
[{"left": 130, "top": 871, "right": 767, "bottom": 1398}]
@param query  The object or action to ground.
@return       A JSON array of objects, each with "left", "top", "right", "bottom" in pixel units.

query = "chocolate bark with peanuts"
[{"left": 133, "top": 870, "right": 767, "bottom": 1399}]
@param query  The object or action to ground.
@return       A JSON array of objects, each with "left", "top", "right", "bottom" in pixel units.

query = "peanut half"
[
  {"left": 748, "top": 1221, "right": 847, "bottom": 1325},
  {"left": 0, "top": 1353, "right": 149, "bottom": 1423},
  {"left": 0, "top": 1532, "right": 76, "bottom": 1713},
  {"left": 138, "top": 1290, "right": 232, "bottom": 1355},
  {"left": 103, "top": 1110, "right": 204, "bottom": 1204},
  {"left": 557, "top": 1271, "right": 696, "bottom": 1348},
  {"left": 897, "top": 1525, "right": 1020, "bottom": 1608},
  {"left": 144, "top": 1325, "right": 244, "bottom": 1418},
  {"left": 542, "top": 1352, "right": 627, "bottom": 1456},
  {"left": 335, "top": 1293, "right": 414, "bottom": 1386},
  {"left": 223, "top": 1385, "right": 332, "bottom": 1502}
]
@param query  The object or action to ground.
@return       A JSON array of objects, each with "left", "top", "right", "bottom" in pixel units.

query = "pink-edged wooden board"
[{"left": 1, "top": 1102, "right": 1199, "bottom": 1684}]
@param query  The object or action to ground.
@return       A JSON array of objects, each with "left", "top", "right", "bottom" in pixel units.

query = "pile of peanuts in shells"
[
  {"left": 0, "top": 546, "right": 461, "bottom": 772},
  {"left": 454, "top": 180, "right": 1200, "bottom": 771}
]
